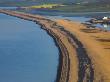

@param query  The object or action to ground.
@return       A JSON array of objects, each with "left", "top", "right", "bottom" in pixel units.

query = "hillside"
[
  {"left": 0, "top": 0, "right": 110, "bottom": 12},
  {"left": 50, "top": 2, "right": 110, "bottom": 12},
  {"left": 0, "top": 0, "right": 108, "bottom": 7},
  {"left": 0, "top": 0, "right": 74, "bottom": 6}
]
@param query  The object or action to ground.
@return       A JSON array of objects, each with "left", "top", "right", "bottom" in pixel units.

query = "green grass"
[
  {"left": 29, "top": 4, "right": 65, "bottom": 8},
  {"left": 49, "top": 3, "right": 110, "bottom": 12}
]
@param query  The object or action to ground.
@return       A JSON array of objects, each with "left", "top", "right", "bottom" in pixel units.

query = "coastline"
[
  {"left": 56, "top": 20, "right": 110, "bottom": 82},
  {"left": 0, "top": 9, "right": 110, "bottom": 82},
  {"left": 0, "top": 9, "right": 78, "bottom": 82}
]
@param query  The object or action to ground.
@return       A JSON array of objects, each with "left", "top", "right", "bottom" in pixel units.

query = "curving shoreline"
[
  {"left": 56, "top": 20, "right": 110, "bottom": 82},
  {"left": 0, "top": 9, "right": 76, "bottom": 82},
  {"left": 1, "top": 9, "right": 110, "bottom": 82}
]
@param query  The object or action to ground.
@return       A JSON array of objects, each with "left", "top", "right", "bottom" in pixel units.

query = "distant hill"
[
  {"left": 50, "top": 1, "right": 110, "bottom": 12},
  {"left": 0, "top": 0, "right": 75, "bottom": 6},
  {"left": 0, "top": 0, "right": 110, "bottom": 12},
  {"left": 0, "top": 0, "right": 110, "bottom": 7}
]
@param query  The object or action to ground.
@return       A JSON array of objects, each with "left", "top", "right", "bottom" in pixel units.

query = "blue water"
[
  {"left": 46, "top": 16, "right": 90, "bottom": 23},
  {"left": 47, "top": 15, "right": 110, "bottom": 31},
  {"left": 0, "top": 14, "right": 59, "bottom": 82},
  {"left": 0, "top": 7, "right": 17, "bottom": 10},
  {"left": 93, "top": 23, "right": 110, "bottom": 31}
]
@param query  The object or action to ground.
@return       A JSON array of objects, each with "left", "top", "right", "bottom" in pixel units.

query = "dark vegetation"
[
  {"left": 51, "top": 2, "right": 110, "bottom": 12},
  {"left": 0, "top": 0, "right": 110, "bottom": 12}
]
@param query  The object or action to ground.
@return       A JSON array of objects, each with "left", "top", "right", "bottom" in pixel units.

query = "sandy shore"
[
  {"left": 56, "top": 20, "right": 110, "bottom": 82},
  {"left": 0, "top": 9, "right": 110, "bottom": 82},
  {"left": 0, "top": 9, "right": 78, "bottom": 82}
]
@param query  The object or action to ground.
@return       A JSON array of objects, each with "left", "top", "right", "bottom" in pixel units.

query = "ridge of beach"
[{"left": 0, "top": 9, "right": 110, "bottom": 82}]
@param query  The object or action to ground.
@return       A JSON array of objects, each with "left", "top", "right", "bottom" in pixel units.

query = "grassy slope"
[
  {"left": 29, "top": 4, "right": 64, "bottom": 8},
  {"left": 1, "top": 0, "right": 110, "bottom": 12},
  {"left": 50, "top": 3, "right": 110, "bottom": 12}
]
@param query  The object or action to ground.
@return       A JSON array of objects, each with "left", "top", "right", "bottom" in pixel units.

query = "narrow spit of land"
[
  {"left": 0, "top": 9, "right": 110, "bottom": 82},
  {"left": 0, "top": 9, "right": 78, "bottom": 82}
]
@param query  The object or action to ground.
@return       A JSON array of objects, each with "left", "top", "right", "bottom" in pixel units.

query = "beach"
[
  {"left": 0, "top": 9, "right": 110, "bottom": 82},
  {"left": 56, "top": 20, "right": 110, "bottom": 82}
]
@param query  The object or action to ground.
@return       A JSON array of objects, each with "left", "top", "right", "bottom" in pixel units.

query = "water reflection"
[
  {"left": 94, "top": 23, "right": 110, "bottom": 31},
  {"left": 103, "top": 24, "right": 110, "bottom": 30}
]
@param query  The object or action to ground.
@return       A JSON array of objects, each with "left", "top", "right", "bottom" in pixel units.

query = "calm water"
[
  {"left": 0, "top": 7, "right": 17, "bottom": 10},
  {"left": 0, "top": 13, "right": 59, "bottom": 82},
  {"left": 17, "top": 8, "right": 110, "bottom": 31},
  {"left": 46, "top": 16, "right": 90, "bottom": 23},
  {"left": 46, "top": 15, "right": 110, "bottom": 31},
  {"left": 93, "top": 23, "right": 110, "bottom": 31}
]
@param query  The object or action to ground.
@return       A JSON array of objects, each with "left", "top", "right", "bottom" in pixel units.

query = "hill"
[
  {"left": 0, "top": 0, "right": 110, "bottom": 7},
  {"left": 0, "top": 0, "right": 110, "bottom": 12}
]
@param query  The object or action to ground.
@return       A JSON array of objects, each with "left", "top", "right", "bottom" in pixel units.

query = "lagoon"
[{"left": 46, "top": 15, "right": 110, "bottom": 31}]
